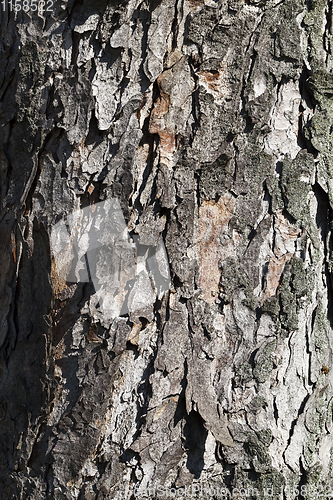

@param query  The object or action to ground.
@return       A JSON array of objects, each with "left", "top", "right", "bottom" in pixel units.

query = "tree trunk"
[{"left": 1, "top": 0, "right": 333, "bottom": 498}]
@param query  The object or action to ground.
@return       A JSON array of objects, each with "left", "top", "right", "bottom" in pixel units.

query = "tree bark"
[{"left": 1, "top": 0, "right": 333, "bottom": 498}]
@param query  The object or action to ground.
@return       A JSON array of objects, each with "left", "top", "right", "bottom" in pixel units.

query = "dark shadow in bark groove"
[
  {"left": 183, "top": 410, "right": 207, "bottom": 479},
  {"left": 313, "top": 182, "right": 333, "bottom": 327},
  {"left": 284, "top": 393, "right": 310, "bottom": 454},
  {"left": 298, "top": 66, "right": 317, "bottom": 154},
  {"left": 27, "top": 421, "right": 54, "bottom": 477},
  {"left": 69, "top": 0, "right": 110, "bottom": 29},
  {"left": 173, "top": 360, "right": 187, "bottom": 427},
  {"left": 131, "top": 7, "right": 152, "bottom": 95},
  {"left": 54, "top": 343, "right": 80, "bottom": 413},
  {"left": 216, "top": 442, "right": 235, "bottom": 491}
]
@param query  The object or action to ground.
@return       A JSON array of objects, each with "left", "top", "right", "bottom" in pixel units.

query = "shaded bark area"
[{"left": 1, "top": 0, "right": 333, "bottom": 498}]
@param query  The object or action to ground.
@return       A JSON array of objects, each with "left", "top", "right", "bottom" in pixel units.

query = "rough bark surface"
[{"left": 1, "top": 0, "right": 333, "bottom": 498}]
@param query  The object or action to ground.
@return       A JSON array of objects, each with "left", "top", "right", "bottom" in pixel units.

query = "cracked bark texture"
[{"left": 1, "top": 0, "right": 333, "bottom": 498}]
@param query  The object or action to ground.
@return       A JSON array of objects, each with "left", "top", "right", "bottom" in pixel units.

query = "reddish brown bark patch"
[
  {"left": 51, "top": 257, "right": 68, "bottom": 296},
  {"left": 199, "top": 70, "right": 221, "bottom": 91},
  {"left": 263, "top": 254, "right": 292, "bottom": 301},
  {"left": 187, "top": 0, "right": 204, "bottom": 8},
  {"left": 197, "top": 194, "right": 238, "bottom": 305}
]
